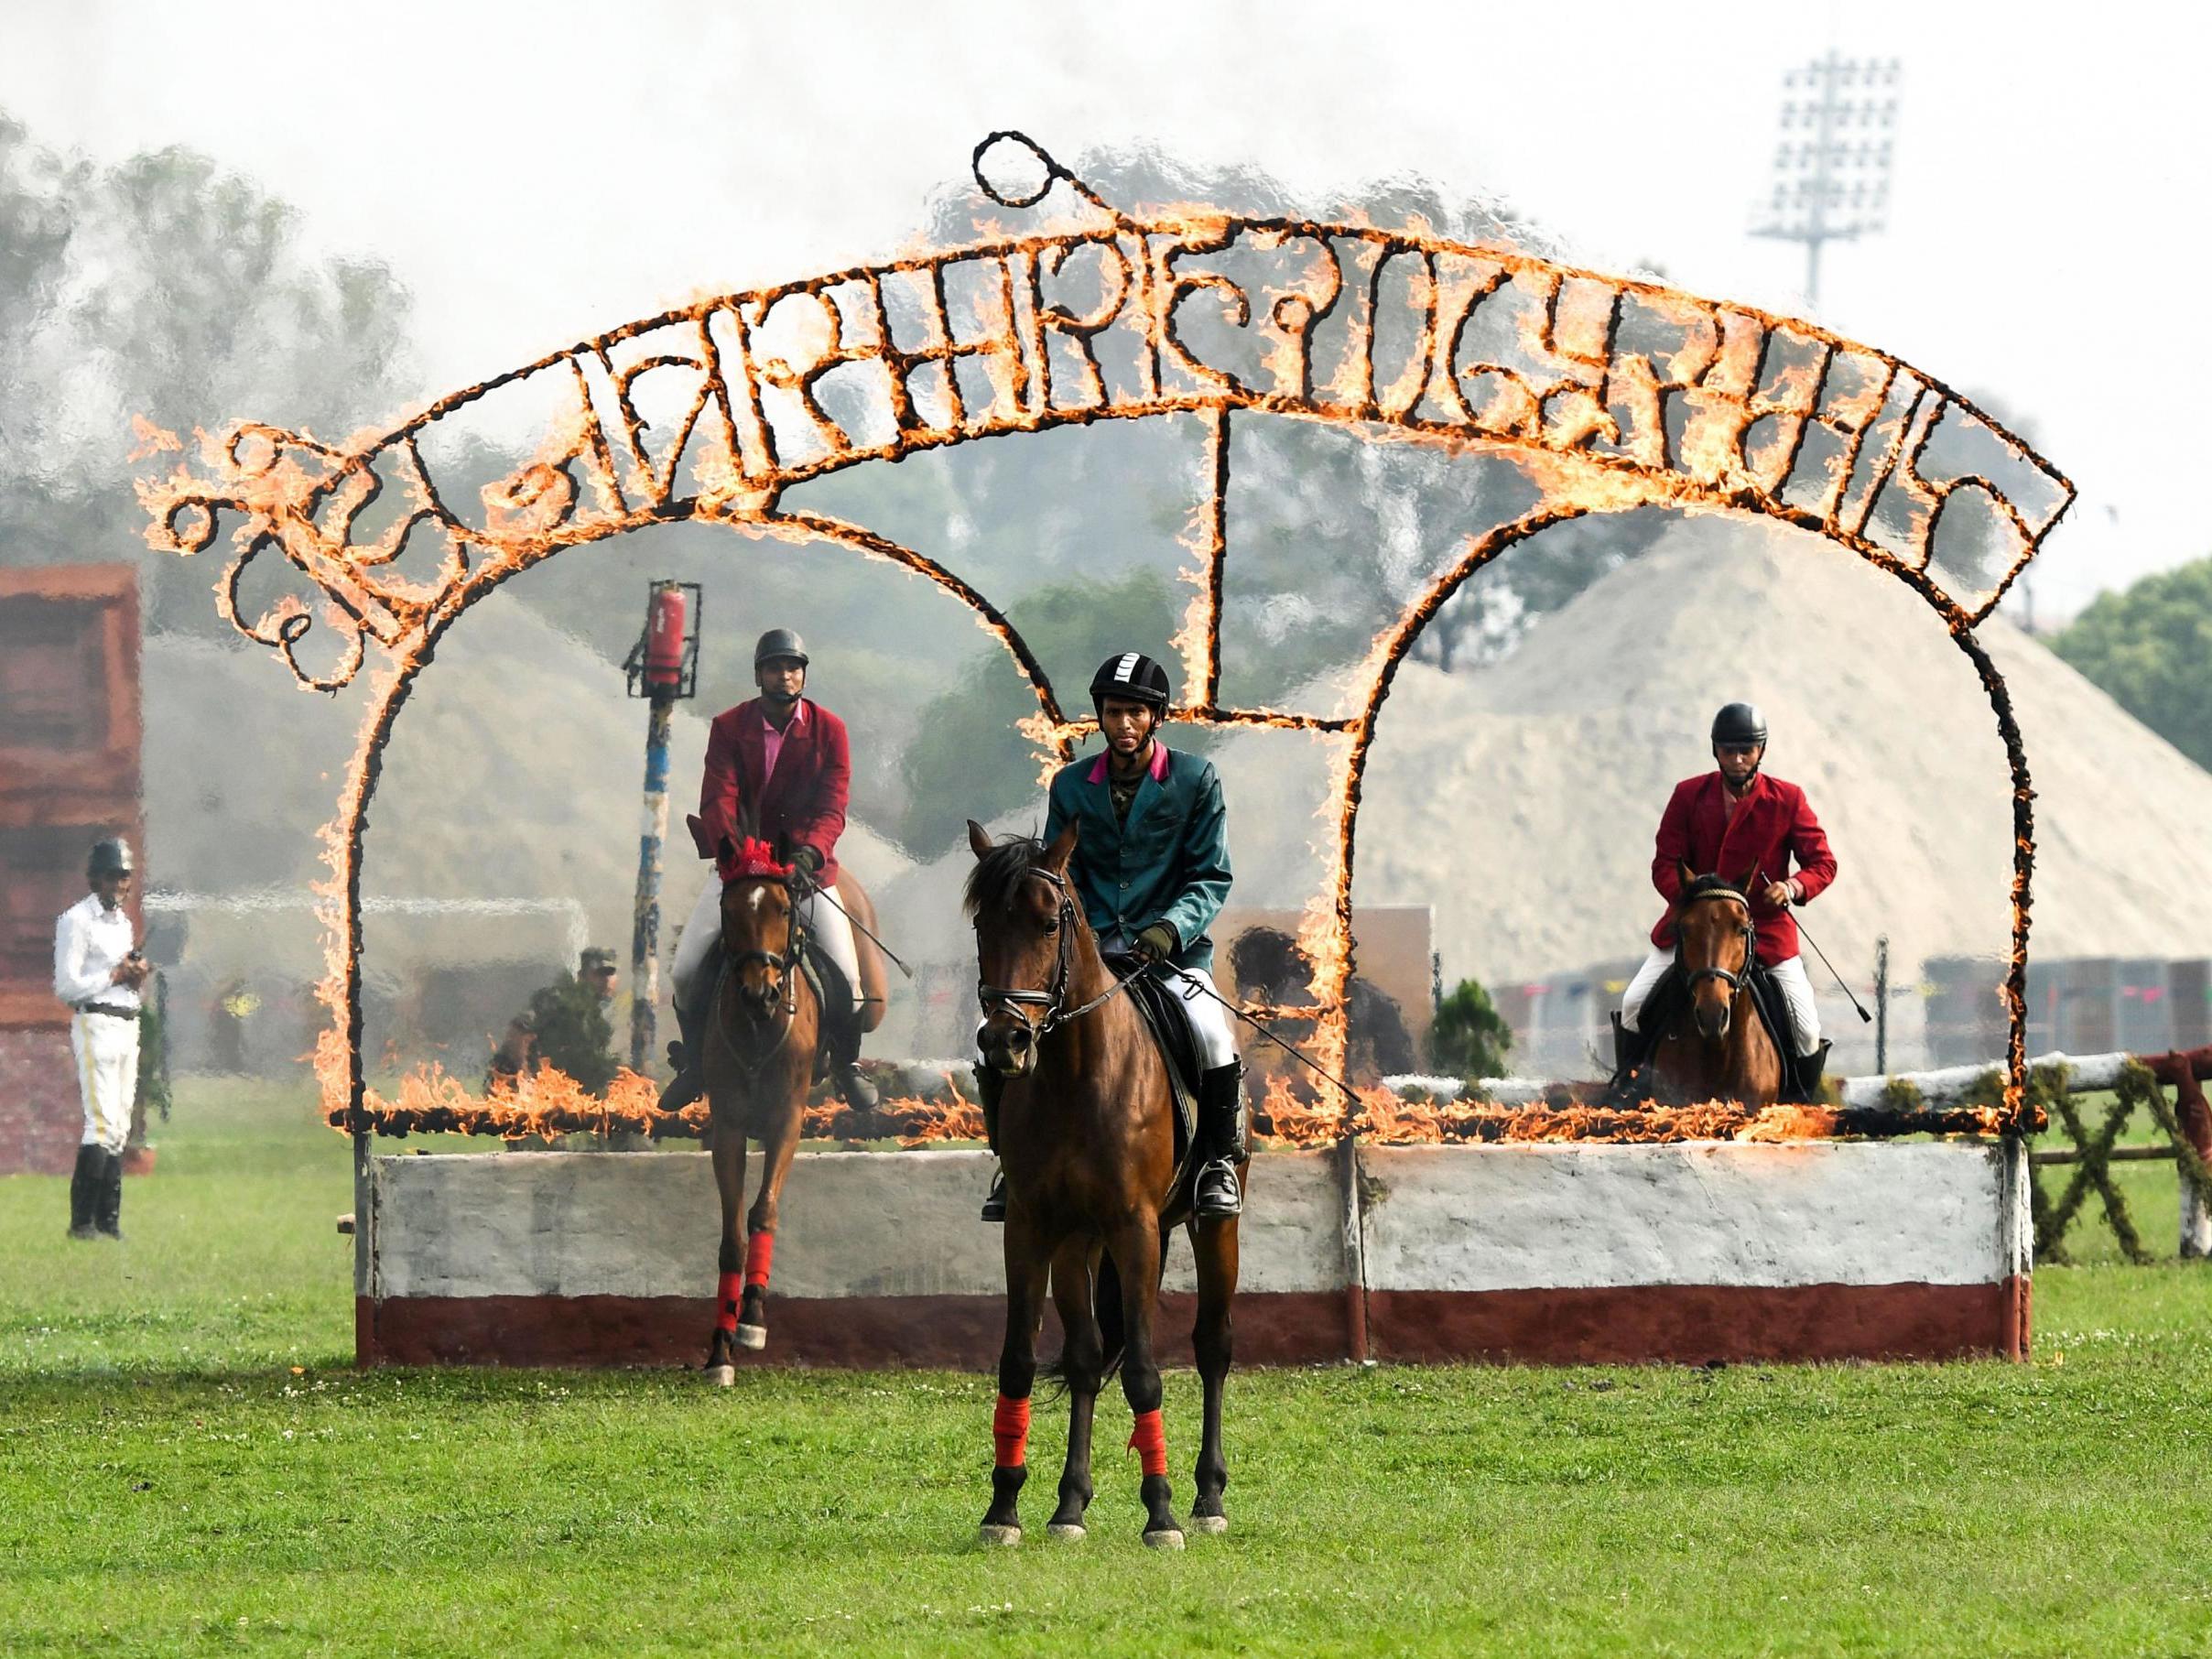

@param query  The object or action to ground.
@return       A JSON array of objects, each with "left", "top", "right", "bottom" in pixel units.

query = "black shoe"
[
  {"left": 657, "top": 1049, "right": 702, "bottom": 1115},
  {"left": 837, "top": 1062, "right": 880, "bottom": 1111},
  {"left": 980, "top": 1166, "right": 1007, "bottom": 1223},
  {"left": 1193, "top": 1156, "right": 1242, "bottom": 1219},
  {"left": 95, "top": 1150, "right": 124, "bottom": 1240}
]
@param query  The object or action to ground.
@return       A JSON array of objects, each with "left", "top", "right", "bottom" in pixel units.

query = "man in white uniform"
[{"left": 53, "top": 838, "right": 149, "bottom": 1241}]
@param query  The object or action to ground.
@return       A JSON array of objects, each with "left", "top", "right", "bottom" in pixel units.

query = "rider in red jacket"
[
  {"left": 1613, "top": 702, "right": 1838, "bottom": 1101},
  {"left": 661, "top": 628, "right": 876, "bottom": 1111}
]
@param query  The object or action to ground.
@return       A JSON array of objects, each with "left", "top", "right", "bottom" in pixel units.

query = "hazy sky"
[{"left": 4, "top": 1, "right": 2193, "bottom": 617}]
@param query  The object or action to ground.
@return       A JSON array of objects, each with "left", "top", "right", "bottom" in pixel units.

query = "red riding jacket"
[
  {"left": 695, "top": 698, "right": 851, "bottom": 885},
  {"left": 1649, "top": 771, "right": 1837, "bottom": 967}
]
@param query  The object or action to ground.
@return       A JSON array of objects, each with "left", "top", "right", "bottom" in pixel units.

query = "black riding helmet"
[
  {"left": 754, "top": 628, "right": 808, "bottom": 668},
  {"left": 1088, "top": 652, "right": 1172, "bottom": 713},
  {"left": 1710, "top": 702, "right": 1767, "bottom": 748},
  {"left": 87, "top": 838, "right": 134, "bottom": 879}
]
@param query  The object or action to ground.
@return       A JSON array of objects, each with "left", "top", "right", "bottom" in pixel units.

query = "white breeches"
[
  {"left": 72, "top": 1013, "right": 139, "bottom": 1154},
  {"left": 972, "top": 959, "right": 1239, "bottom": 1072},
  {"left": 671, "top": 872, "right": 860, "bottom": 1013},
  {"left": 1620, "top": 945, "right": 1820, "bottom": 1056}
]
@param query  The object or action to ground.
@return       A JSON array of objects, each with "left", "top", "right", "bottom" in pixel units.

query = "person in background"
[
  {"left": 528, "top": 947, "right": 622, "bottom": 1093},
  {"left": 53, "top": 838, "right": 147, "bottom": 1242}
]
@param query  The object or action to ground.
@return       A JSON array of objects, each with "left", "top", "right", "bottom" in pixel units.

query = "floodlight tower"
[{"left": 1751, "top": 53, "right": 1901, "bottom": 306}]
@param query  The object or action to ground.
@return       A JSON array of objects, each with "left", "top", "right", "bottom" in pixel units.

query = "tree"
[
  {"left": 0, "top": 110, "right": 416, "bottom": 637},
  {"left": 2050, "top": 558, "right": 2212, "bottom": 772},
  {"left": 1430, "top": 976, "right": 1513, "bottom": 1080},
  {"left": 897, "top": 568, "right": 1183, "bottom": 852}
]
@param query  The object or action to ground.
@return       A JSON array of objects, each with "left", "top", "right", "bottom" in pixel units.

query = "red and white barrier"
[{"left": 355, "top": 1136, "right": 2031, "bottom": 1369}]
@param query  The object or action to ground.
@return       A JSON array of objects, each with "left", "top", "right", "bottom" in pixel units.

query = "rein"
[{"left": 976, "top": 865, "right": 1143, "bottom": 1039}]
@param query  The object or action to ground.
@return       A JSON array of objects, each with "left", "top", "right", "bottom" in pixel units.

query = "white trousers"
[
  {"left": 71, "top": 1013, "right": 139, "bottom": 1155},
  {"left": 671, "top": 871, "right": 860, "bottom": 1014},
  {"left": 1620, "top": 945, "right": 1820, "bottom": 1057}
]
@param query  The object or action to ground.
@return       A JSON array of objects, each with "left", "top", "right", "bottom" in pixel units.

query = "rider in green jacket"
[{"left": 981, "top": 651, "right": 1245, "bottom": 1221}]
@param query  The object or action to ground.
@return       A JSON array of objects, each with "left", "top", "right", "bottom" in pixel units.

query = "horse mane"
[{"left": 963, "top": 834, "right": 1047, "bottom": 920}]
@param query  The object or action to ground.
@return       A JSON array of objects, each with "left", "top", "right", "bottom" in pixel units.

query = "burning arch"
[{"left": 139, "top": 133, "right": 2072, "bottom": 1130}]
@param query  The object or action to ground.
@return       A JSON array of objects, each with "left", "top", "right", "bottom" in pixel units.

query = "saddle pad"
[{"left": 1105, "top": 953, "right": 1201, "bottom": 1199}]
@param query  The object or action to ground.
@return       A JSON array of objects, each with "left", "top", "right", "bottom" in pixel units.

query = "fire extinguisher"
[{"left": 644, "top": 585, "right": 688, "bottom": 698}]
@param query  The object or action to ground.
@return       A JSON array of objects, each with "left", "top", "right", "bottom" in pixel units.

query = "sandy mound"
[{"left": 1219, "top": 515, "right": 2212, "bottom": 992}]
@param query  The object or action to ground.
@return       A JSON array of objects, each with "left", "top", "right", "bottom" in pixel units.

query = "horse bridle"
[
  {"left": 712, "top": 873, "right": 811, "bottom": 1074},
  {"left": 976, "top": 866, "right": 1135, "bottom": 1041},
  {"left": 1680, "top": 884, "right": 1758, "bottom": 998}
]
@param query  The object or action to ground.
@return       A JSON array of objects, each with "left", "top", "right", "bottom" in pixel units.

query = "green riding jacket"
[{"left": 1043, "top": 741, "right": 1232, "bottom": 974}]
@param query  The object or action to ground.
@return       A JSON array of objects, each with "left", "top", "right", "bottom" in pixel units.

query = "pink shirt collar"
[{"left": 1087, "top": 741, "right": 1170, "bottom": 786}]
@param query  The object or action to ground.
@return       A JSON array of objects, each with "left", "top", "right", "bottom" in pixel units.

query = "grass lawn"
[{"left": 1, "top": 1082, "right": 2208, "bottom": 1656}]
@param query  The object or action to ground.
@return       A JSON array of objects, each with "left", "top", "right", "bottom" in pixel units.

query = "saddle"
[{"left": 1104, "top": 951, "right": 1201, "bottom": 1203}]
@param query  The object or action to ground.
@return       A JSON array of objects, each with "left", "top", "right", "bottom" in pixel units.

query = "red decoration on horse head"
[{"left": 722, "top": 836, "right": 793, "bottom": 883}]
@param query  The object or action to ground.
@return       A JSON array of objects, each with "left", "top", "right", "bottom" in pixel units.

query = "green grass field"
[{"left": 3, "top": 1083, "right": 2209, "bottom": 1657}]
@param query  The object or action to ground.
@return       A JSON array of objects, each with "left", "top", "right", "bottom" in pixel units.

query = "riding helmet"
[
  {"left": 1710, "top": 702, "right": 1767, "bottom": 747},
  {"left": 1088, "top": 652, "right": 1172, "bottom": 711},
  {"left": 754, "top": 628, "right": 808, "bottom": 668},
  {"left": 86, "top": 838, "right": 135, "bottom": 879}
]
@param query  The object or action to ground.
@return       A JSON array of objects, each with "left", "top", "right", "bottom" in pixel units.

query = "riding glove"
[{"left": 1133, "top": 924, "right": 1177, "bottom": 966}]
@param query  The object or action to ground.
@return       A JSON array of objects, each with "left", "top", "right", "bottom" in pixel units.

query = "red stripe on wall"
[{"left": 358, "top": 1278, "right": 2026, "bottom": 1369}]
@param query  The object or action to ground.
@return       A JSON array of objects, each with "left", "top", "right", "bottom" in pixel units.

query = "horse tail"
[{"left": 1094, "top": 1248, "right": 1127, "bottom": 1384}]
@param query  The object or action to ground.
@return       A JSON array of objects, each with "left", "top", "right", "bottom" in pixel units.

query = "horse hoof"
[
  {"left": 705, "top": 1364, "right": 735, "bottom": 1387},
  {"left": 977, "top": 1524, "right": 1022, "bottom": 1548},
  {"left": 1143, "top": 1528, "right": 1186, "bottom": 1551},
  {"left": 736, "top": 1323, "right": 767, "bottom": 1351},
  {"left": 1189, "top": 1513, "right": 1228, "bottom": 1535},
  {"left": 1046, "top": 1523, "right": 1087, "bottom": 1542}
]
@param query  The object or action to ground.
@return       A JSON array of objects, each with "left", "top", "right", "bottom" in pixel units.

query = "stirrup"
[
  {"left": 1193, "top": 1156, "right": 1242, "bottom": 1219},
  {"left": 980, "top": 1166, "right": 1007, "bottom": 1223}
]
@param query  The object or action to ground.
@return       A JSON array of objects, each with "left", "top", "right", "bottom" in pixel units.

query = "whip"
[
  {"left": 1759, "top": 868, "right": 1871, "bottom": 1025},
  {"left": 799, "top": 879, "right": 916, "bottom": 981},
  {"left": 1168, "top": 970, "right": 1365, "bottom": 1103}
]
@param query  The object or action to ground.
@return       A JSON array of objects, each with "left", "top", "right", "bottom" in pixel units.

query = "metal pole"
[
  {"left": 1875, "top": 935, "right": 1890, "bottom": 1074},
  {"left": 630, "top": 692, "right": 675, "bottom": 1073}
]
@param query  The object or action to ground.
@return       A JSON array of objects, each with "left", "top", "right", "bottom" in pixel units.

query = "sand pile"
[{"left": 1218, "top": 515, "right": 2212, "bottom": 992}]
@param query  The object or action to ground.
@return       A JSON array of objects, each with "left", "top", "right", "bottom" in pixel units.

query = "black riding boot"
[
  {"left": 67, "top": 1144, "right": 100, "bottom": 1241},
  {"left": 1605, "top": 1012, "right": 1651, "bottom": 1105},
  {"left": 978, "top": 1068, "right": 1008, "bottom": 1222},
  {"left": 830, "top": 997, "right": 880, "bottom": 1111},
  {"left": 95, "top": 1150, "right": 125, "bottom": 1241},
  {"left": 1794, "top": 1040, "right": 1832, "bottom": 1104},
  {"left": 656, "top": 975, "right": 713, "bottom": 1115},
  {"left": 1193, "top": 1062, "right": 1247, "bottom": 1220}
]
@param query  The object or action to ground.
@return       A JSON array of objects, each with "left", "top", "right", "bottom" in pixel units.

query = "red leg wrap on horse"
[
  {"left": 992, "top": 1393, "right": 1031, "bottom": 1469},
  {"left": 1126, "top": 1408, "right": 1168, "bottom": 1477},
  {"left": 715, "top": 1271, "right": 743, "bottom": 1334},
  {"left": 744, "top": 1230, "right": 775, "bottom": 1288}
]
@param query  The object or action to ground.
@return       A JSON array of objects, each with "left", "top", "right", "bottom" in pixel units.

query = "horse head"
[
  {"left": 1675, "top": 861, "right": 1756, "bottom": 1041},
  {"left": 965, "top": 817, "right": 1081, "bottom": 1078},
  {"left": 719, "top": 835, "right": 798, "bottom": 1019}
]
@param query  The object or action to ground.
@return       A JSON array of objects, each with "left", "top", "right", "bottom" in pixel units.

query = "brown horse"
[
  {"left": 696, "top": 837, "right": 884, "bottom": 1380},
  {"left": 1648, "top": 863, "right": 1785, "bottom": 1107},
  {"left": 964, "top": 819, "right": 1244, "bottom": 1550}
]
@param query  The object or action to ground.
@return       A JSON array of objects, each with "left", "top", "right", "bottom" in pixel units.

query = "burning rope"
[{"left": 137, "top": 133, "right": 2074, "bottom": 1144}]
